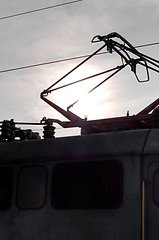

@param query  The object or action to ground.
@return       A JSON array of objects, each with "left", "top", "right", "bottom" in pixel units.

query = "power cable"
[
  {"left": 0, "top": 0, "right": 83, "bottom": 21},
  {"left": 0, "top": 41, "right": 159, "bottom": 74},
  {"left": 135, "top": 42, "right": 159, "bottom": 49}
]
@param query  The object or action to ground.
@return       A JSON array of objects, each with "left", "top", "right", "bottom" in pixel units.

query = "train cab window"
[
  {"left": 51, "top": 160, "right": 123, "bottom": 209},
  {"left": 153, "top": 169, "right": 159, "bottom": 206},
  {"left": 16, "top": 166, "right": 47, "bottom": 209},
  {"left": 0, "top": 167, "right": 13, "bottom": 210}
]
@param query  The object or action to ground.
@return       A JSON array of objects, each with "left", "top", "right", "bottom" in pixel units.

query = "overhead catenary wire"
[
  {"left": 0, "top": 0, "right": 83, "bottom": 21},
  {"left": 0, "top": 41, "right": 159, "bottom": 74}
]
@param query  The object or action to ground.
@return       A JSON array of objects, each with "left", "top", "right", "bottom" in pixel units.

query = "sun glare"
[{"left": 52, "top": 64, "right": 111, "bottom": 120}]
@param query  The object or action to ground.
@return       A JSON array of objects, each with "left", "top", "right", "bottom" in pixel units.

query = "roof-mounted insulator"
[
  {"left": 15, "top": 129, "right": 41, "bottom": 141},
  {"left": 42, "top": 119, "right": 55, "bottom": 139},
  {"left": 0, "top": 119, "right": 15, "bottom": 142}
]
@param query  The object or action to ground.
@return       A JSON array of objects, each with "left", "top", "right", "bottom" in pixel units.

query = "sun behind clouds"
[{"left": 51, "top": 64, "right": 111, "bottom": 120}]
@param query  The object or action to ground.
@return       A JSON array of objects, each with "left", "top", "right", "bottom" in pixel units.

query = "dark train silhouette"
[{"left": 0, "top": 33, "right": 159, "bottom": 240}]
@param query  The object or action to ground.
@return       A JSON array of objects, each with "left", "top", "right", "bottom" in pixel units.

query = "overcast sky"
[{"left": 0, "top": 0, "right": 159, "bottom": 137}]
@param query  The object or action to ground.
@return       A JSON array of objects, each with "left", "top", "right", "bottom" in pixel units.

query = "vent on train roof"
[
  {"left": 51, "top": 160, "right": 123, "bottom": 209},
  {"left": 0, "top": 167, "right": 13, "bottom": 210}
]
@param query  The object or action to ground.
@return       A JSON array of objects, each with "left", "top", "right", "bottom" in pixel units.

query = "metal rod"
[
  {"left": 142, "top": 180, "right": 145, "bottom": 240},
  {"left": 48, "top": 66, "right": 121, "bottom": 93},
  {"left": 41, "top": 93, "right": 82, "bottom": 121},
  {"left": 136, "top": 98, "right": 159, "bottom": 115},
  {"left": 44, "top": 43, "right": 107, "bottom": 93},
  {"left": 0, "top": 121, "right": 44, "bottom": 125},
  {"left": 67, "top": 64, "right": 127, "bottom": 110}
]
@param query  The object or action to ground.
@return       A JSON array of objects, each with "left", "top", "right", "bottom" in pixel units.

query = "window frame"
[
  {"left": 51, "top": 159, "right": 123, "bottom": 210},
  {"left": 153, "top": 168, "right": 159, "bottom": 207},
  {"left": 0, "top": 166, "right": 13, "bottom": 211},
  {"left": 16, "top": 165, "right": 47, "bottom": 210}
]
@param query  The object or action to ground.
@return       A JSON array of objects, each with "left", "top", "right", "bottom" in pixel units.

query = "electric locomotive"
[{"left": 0, "top": 32, "right": 159, "bottom": 240}]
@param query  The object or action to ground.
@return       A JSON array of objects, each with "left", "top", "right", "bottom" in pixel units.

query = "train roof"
[{"left": 0, "top": 128, "right": 159, "bottom": 164}]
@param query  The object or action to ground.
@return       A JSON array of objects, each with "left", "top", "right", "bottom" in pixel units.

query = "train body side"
[{"left": 0, "top": 129, "right": 159, "bottom": 240}]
